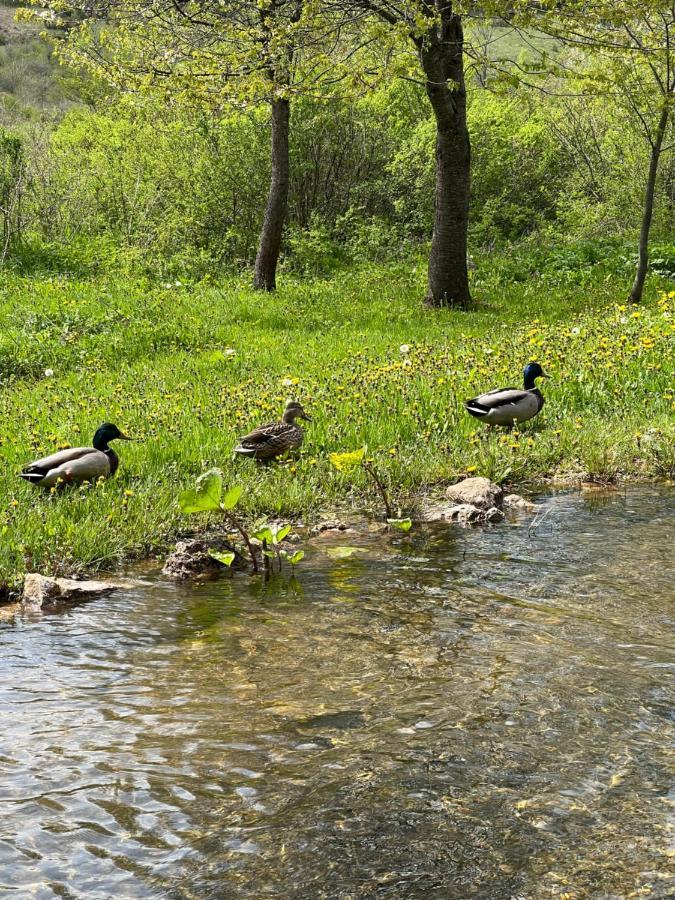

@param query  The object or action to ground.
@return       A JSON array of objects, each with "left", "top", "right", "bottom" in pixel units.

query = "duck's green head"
[
  {"left": 283, "top": 401, "right": 312, "bottom": 424},
  {"left": 93, "top": 423, "right": 132, "bottom": 450},
  {"left": 524, "top": 361, "right": 549, "bottom": 389}
]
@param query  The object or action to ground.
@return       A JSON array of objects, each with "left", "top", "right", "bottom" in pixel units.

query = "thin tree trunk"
[
  {"left": 419, "top": 10, "right": 471, "bottom": 308},
  {"left": 254, "top": 97, "right": 290, "bottom": 291},
  {"left": 628, "top": 101, "right": 670, "bottom": 303}
]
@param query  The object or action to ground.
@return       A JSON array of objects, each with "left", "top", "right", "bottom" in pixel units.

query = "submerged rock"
[
  {"left": 445, "top": 476, "right": 503, "bottom": 510},
  {"left": 503, "top": 493, "right": 538, "bottom": 512},
  {"left": 422, "top": 502, "right": 504, "bottom": 526},
  {"left": 22, "top": 574, "right": 118, "bottom": 610},
  {"left": 162, "top": 537, "right": 241, "bottom": 580}
]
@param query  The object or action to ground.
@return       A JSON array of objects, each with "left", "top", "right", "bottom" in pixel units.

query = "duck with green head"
[
  {"left": 464, "top": 362, "right": 549, "bottom": 427},
  {"left": 19, "top": 423, "right": 132, "bottom": 487}
]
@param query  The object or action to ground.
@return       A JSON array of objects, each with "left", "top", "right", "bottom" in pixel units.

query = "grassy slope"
[{"left": 0, "top": 256, "right": 672, "bottom": 587}]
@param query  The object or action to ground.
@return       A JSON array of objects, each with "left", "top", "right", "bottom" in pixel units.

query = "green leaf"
[
  {"left": 289, "top": 550, "right": 305, "bottom": 566},
  {"left": 273, "top": 524, "right": 291, "bottom": 544},
  {"left": 253, "top": 526, "right": 274, "bottom": 544},
  {"left": 179, "top": 468, "right": 223, "bottom": 514},
  {"left": 262, "top": 550, "right": 276, "bottom": 559},
  {"left": 387, "top": 517, "right": 413, "bottom": 532},
  {"left": 208, "top": 549, "right": 235, "bottom": 567},
  {"left": 325, "top": 546, "right": 362, "bottom": 559},
  {"left": 329, "top": 447, "right": 365, "bottom": 473},
  {"left": 221, "top": 484, "right": 243, "bottom": 510}
]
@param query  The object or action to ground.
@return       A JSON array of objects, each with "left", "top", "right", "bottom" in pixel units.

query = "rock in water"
[
  {"left": 163, "top": 538, "right": 241, "bottom": 580},
  {"left": 422, "top": 502, "right": 504, "bottom": 526},
  {"left": 22, "top": 574, "right": 118, "bottom": 610},
  {"left": 503, "top": 493, "right": 538, "bottom": 512},
  {"left": 445, "top": 477, "right": 503, "bottom": 510}
]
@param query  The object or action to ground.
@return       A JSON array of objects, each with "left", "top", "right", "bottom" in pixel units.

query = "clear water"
[{"left": 0, "top": 487, "right": 673, "bottom": 899}]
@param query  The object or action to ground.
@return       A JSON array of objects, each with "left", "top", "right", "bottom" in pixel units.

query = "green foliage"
[
  {"left": 208, "top": 549, "right": 235, "bottom": 567},
  {"left": 178, "top": 469, "right": 224, "bottom": 514}
]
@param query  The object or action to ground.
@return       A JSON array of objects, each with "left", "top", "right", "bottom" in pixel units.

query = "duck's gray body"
[
  {"left": 465, "top": 387, "right": 544, "bottom": 426},
  {"left": 233, "top": 401, "right": 311, "bottom": 461},
  {"left": 464, "top": 362, "right": 548, "bottom": 427},
  {"left": 20, "top": 447, "right": 117, "bottom": 487},
  {"left": 19, "top": 423, "right": 129, "bottom": 487}
]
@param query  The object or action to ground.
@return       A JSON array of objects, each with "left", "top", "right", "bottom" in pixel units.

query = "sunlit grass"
[{"left": 0, "top": 256, "right": 672, "bottom": 588}]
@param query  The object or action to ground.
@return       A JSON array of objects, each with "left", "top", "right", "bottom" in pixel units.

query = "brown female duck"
[{"left": 233, "top": 401, "right": 311, "bottom": 461}]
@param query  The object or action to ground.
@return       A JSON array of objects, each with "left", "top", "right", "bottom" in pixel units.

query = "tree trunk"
[
  {"left": 254, "top": 97, "right": 290, "bottom": 291},
  {"left": 419, "top": 10, "right": 471, "bottom": 308},
  {"left": 628, "top": 101, "right": 670, "bottom": 304}
]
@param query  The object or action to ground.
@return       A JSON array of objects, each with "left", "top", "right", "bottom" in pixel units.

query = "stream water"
[{"left": 0, "top": 486, "right": 673, "bottom": 899}]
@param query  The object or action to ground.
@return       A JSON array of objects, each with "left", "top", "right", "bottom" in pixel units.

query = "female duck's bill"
[
  {"left": 19, "top": 423, "right": 133, "bottom": 487},
  {"left": 464, "top": 362, "right": 549, "bottom": 427},
  {"left": 234, "top": 401, "right": 312, "bottom": 461}
]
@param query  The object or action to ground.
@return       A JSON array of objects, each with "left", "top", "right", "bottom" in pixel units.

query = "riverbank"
[{"left": 0, "top": 255, "right": 672, "bottom": 591}]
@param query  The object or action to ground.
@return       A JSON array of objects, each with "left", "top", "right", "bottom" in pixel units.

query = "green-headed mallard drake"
[
  {"left": 233, "top": 401, "right": 311, "bottom": 461},
  {"left": 464, "top": 362, "right": 549, "bottom": 427},
  {"left": 19, "top": 423, "right": 132, "bottom": 487}
]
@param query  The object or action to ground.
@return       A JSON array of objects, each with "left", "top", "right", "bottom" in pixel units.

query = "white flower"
[
  {"left": 571, "top": 327, "right": 581, "bottom": 335},
  {"left": 484, "top": 348, "right": 494, "bottom": 354},
  {"left": 282, "top": 377, "right": 294, "bottom": 387},
  {"left": 399, "top": 344, "right": 410, "bottom": 354},
  {"left": 223, "top": 348, "right": 236, "bottom": 357},
  {"left": 44, "top": 368, "right": 54, "bottom": 378}
]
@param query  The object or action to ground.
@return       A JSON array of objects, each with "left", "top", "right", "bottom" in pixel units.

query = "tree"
[
  {"left": 509, "top": 1, "right": 674, "bottom": 302},
  {"left": 334, "top": 0, "right": 473, "bottom": 307},
  {"left": 27, "top": 0, "right": 343, "bottom": 291}
]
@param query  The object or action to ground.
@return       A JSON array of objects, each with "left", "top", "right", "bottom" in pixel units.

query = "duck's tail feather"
[
  {"left": 233, "top": 446, "right": 257, "bottom": 457},
  {"left": 18, "top": 470, "right": 46, "bottom": 483},
  {"left": 464, "top": 400, "right": 489, "bottom": 419}
]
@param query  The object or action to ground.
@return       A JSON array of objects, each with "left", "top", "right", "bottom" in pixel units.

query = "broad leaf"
[
  {"left": 179, "top": 468, "right": 223, "bottom": 513},
  {"left": 253, "top": 526, "right": 274, "bottom": 544},
  {"left": 289, "top": 550, "right": 305, "bottom": 566},
  {"left": 273, "top": 524, "right": 292, "bottom": 544},
  {"left": 209, "top": 549, "right": 235, "bottom": 567},
  {"left": 387, "top": 518, "right": 413, "bottom": 532},
  {"left": 221, "top": 484, "right": 243, "bottom": 510},
  {"left": 329, "top": 448, "right": 365, "bottom": 473}
]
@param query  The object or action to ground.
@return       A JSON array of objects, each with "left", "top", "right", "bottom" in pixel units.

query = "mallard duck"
[
  {"left": 19, "top": 423, "right": 132, "bottom": 487},
  {"left": 233, "top": 400, "right": 311, "bottom": 461},
  {"left": 464, "top": 362, "right": 549, "bottom": 426}
]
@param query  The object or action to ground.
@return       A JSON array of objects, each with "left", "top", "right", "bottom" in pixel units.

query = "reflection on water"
[{"left": 0, "top": 486, "right": 673, "bottom": 899}]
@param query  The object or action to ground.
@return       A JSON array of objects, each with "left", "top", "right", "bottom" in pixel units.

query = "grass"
[{"left": 0, "top": 249, "right": 672, "bottom": 590}]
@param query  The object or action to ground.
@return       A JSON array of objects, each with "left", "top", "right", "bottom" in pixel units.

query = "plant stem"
[
  {"left": 362, "top": 460, "right": 393, "bottom": 520},
  {"left": 224, "top": 511, "right": 259, "bottom": 574}
]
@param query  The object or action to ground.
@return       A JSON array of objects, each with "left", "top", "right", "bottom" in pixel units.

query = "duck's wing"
[
  {"left": 237, "top": 422, "right": 284, "bottom": 445},
  {"left": 465, "top": 387, "right": 540, "bottom": 424},
  {"left": 21, "top": 446, "right": 94, "bottom": 476},
  {"left": 20, "top": 447, "right": 110, "bottom": 485},
  {"left": 470, "top": 387, "right": 525, "bottom": 409}
]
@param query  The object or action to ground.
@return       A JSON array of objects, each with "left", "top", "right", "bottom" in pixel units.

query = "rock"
[
  {"left": 422, "top": 502, "right": 503, "bottom": 526},
  {"left": 311, "top": 520, "right": 351, "bottom": 535},
  {"left": 22, "top": 573, "right": 118, "bottom": 610},
  {"left": 445, "top": 477, "right": 503, "bottom": 510},
  {"left": 162, "top": 537, "right": 241, "bottom": 580},
  {"left": 503, "top": 493, "right": 538, "bottom": 512}
]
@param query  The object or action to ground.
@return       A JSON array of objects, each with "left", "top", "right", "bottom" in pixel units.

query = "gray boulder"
[
  {"left": 445, "top": 477, "right": 503, "bottom": 510},
  {"left": 22, "top": 573, "right": 118, "bottom": 610}
]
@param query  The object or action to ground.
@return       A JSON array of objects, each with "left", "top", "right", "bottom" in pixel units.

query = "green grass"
[{"left": 0, "top": 251, "right": 672, "bottom": 590}]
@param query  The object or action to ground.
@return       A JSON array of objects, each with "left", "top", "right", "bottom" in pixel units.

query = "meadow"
[{"left": 0, "top": 248, "right": 672, "bottom": 592}]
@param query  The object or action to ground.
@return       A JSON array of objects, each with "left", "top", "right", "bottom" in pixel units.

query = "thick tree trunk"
[
  {"left": 254, "top": 97, "right": 290, "bottom": 291},
  {"left": 628, "top": 101, "right": 670, "bottom": 304},
  {"left": 419, "top": 10, "right": 471, "bottom": 308}
]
